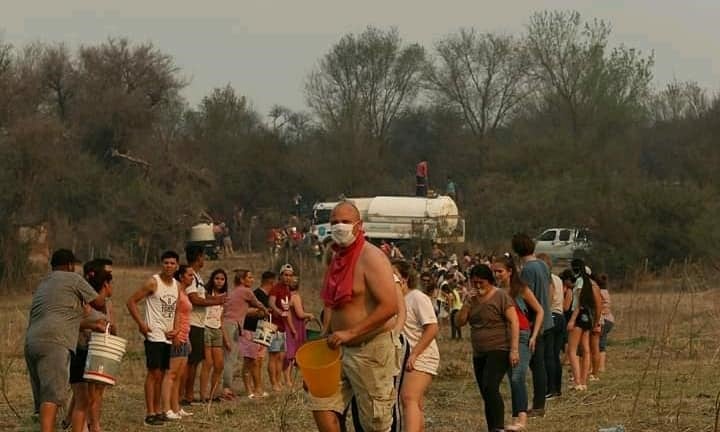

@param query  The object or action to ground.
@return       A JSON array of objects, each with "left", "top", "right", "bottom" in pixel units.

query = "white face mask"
[{"left": 331, "top": 223, "right": 357, "bottom": 247}]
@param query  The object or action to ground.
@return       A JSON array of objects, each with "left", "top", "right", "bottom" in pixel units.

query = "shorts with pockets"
[
  {"left": 307, "top": 332, "right": 396, "bottom": 432},
  {"left": 171, "top": 341, "right": 191, "bottom": 358},
  {"left": 25, "top": 342, "right": 72, "bottom": 406},
  {"left": 268, "top": 331, "right": 286, "bottom": 353},
  {"left": 204, "top": 327, "right": 224, "bottom": 347},
  {"left": 144, "top": 340, "right": 171, "bottom": 370}
]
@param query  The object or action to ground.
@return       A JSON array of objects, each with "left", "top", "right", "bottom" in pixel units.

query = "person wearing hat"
[
  {"left": 267, "top": 263, "right": 296, "bottom": 391},
  {"left": 25, "top": 249, "right": 107, "bottom": 432}
]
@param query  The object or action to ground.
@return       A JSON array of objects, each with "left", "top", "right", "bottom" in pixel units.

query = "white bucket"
[
  {"left": 253, "top": 316, "right": 278, "bottom": 347},
  {"left": 84, "top": 326, "right": 128, "bottom": 386}
]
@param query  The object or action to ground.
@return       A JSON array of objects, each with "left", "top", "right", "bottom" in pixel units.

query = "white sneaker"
[
  {"left": 165, "top": 410, "right": 182, "bottom": 420},
  {"left": 178, "top": 409, "right": 193, "bottom": 417}
]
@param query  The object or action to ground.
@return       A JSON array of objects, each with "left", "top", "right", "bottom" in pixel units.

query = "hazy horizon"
[{"left": 4, "top": 0, "right": 720, "bottom": 115}]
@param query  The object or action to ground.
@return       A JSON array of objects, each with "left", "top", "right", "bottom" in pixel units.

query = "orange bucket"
[{"left": 296, "top": 338, "right": 341, "bottom": 397}]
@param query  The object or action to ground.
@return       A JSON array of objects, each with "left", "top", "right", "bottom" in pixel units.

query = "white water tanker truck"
[{"left": 311, "top": 195, "right": 465, "bottom": 244}]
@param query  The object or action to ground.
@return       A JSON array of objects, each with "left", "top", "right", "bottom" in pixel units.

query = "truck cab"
[{"left": 534, "top": 227, "right": 590, "bottom": 260}]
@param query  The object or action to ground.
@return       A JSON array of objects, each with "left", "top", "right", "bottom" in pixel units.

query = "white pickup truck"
[{"left": 534, "top": 227, "right": 591, "bottom": 260}]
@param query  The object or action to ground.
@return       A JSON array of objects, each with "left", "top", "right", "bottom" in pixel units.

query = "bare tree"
[
  {"left": 305, "top": 26, "right": 425, "bottom": 155},
  {"left": 39, "top": 43, "right": 76, "bottom": 121},
  {"left": 0, "top": 39, "right": 13, "bottom": 127},
  {"left": 651, "top": 79, "right": 708, "bottom": 122},
  {"left": 425, "top": 29, "right": 531, "bottom": 139},
  {"left": 269, "top": 105, "right": 313, "bottom": 145},
  {"left": 525, "top": 10, "right": 654, "bottom": 136}
]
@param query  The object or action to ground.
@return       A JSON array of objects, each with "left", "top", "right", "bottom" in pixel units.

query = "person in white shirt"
[
  {"left": 126, "top": 251, "right": 180, "bottom": 426},
  {"left": 394, "top": 261, "right": 439, "bottom": 432},
  {"left": 181, "top": 245, "right": 224, "bottom": 405},
  {"left": 199, "top": 269, "right": 229, "bottom": 401}
]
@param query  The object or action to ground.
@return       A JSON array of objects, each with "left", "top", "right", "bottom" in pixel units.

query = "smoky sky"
[{"left": 4, "top": 0, "right": 719, "bottom": 115}]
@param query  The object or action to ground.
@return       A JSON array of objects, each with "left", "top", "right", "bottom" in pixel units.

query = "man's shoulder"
[
  {"left": 360, "top": 241, "right": 387, "bottom": 262},
  {"left": 50, "top": 270, "right": 83, "bottom": 283},
  {"left": 523, "top": 259, "right": 547, "bottom": 274}
]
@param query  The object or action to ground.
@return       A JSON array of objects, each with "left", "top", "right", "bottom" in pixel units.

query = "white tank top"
[{"left": 144, "top": 274, "right": 178, "bottom": 343}]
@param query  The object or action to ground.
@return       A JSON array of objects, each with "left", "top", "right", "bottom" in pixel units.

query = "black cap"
[{"left": 50, "top": 249, "right": 79, "bottom": 267}]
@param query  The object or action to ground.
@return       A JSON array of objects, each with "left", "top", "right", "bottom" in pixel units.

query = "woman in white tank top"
[{"left": 199, "top": 269, "right": 228, "bottom": 401}]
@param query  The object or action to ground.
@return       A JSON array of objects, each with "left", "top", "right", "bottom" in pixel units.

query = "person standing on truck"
[
  {"left": 416, "top": 160, "right": 428, "bottom": 197},
  {"left": 446, "top": 176, "right": 456, "bottom": 201}
]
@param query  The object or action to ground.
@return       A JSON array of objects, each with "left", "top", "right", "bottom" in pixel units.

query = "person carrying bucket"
[
  {"left": 126, "top": 251, "right": 180, "bottom": 427},
  {"left": 25, "top": 249, "right": 106, "bottom": 432},
  {"left": 64, "top": 259, "right": 115, "bottom": 432},
  {"left": 307, "top": 201, "right": 399, "bottom": 432}
]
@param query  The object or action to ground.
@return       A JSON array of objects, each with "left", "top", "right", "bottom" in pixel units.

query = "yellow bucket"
[{"left": 296, "top": 338, "right": 341, "bottom": 398}]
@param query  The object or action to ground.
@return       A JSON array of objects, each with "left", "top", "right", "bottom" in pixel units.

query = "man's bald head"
[{"left": 331, "top": 201, "right": 361, "bottom": 224}]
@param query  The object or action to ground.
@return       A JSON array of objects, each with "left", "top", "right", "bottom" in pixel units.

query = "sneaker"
[
  {"left": 589, "top": 374, "right": 600, "bottom": 381},
  {"left": 178, "top": 409, "right": 193, "bottom": 417},
  {"left": 165, "top": 411, "right": 182, "bottom": 421},
  {"left": 157, "top": 412, "right": 169, "bottom": 422},
  {"left": 545, "top": 393, "right": 556, "bottom": 400},
  {"left": 143, "top": 415, "right": 164, "bottom": 427}
]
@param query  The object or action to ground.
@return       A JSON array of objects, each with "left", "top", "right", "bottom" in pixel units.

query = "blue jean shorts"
[
  {"left": 268, "top": 331, "right": 286, "bottom": 353},
  {"left": 170, "top": 341, "right": 191, "bottom": 358}
]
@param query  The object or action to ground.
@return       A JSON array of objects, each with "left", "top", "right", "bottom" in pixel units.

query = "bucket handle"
[{"left": 104, "top": 323, "right": 111, "bottom": 344}]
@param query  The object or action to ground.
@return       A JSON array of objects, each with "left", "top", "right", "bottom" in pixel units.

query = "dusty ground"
[{"left": 1, "top": 257, "right": 718, "bottom": 431}]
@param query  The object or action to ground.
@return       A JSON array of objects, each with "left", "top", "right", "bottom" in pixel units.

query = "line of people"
[
  {"left": 125, "top": 246, "right": 318, "bottom": 427},
  {"left": 405, "top": 234, "right": 615, "bottom": 431},
  {"left": 25, "top": 216, "right": 614, "bottom": 432}
]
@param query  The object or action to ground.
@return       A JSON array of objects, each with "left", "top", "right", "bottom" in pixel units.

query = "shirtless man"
[{"left": 310, "top": 202, "right": 399, "bottom": 432}]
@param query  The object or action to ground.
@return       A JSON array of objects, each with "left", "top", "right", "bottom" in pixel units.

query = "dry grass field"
[{"left": 1, "top": 257, "right": 719, "bottom": 431}]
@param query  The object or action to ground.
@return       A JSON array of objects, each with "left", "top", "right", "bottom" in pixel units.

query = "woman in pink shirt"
[
  {"left": 222, "top": 270, "right": 268, "bottom": 399},
  {"left": 283, "top": 277, "right": 314, "bottom": 385},
  {"left": 161, "top": 265, "right": 194, "bottom": 419}
]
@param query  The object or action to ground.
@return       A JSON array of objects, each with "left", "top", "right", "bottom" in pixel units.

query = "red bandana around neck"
[{"left": 321, "top": 233, "right": 365, "bottom": 308}]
